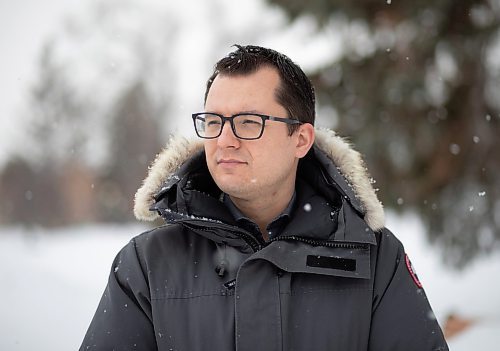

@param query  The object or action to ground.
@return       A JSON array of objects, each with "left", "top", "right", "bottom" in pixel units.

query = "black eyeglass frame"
[{"left": 192, "top": 112, "right": 302, "bottom": 140}]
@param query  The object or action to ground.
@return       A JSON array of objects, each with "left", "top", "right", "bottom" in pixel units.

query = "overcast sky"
[{"left": 0, "top": 0, "right": 94, "bottom": 165}]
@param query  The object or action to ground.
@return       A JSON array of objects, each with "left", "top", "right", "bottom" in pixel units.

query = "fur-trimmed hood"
[{"left": 134, "top": 128, "right": 385, "bottom": 231}]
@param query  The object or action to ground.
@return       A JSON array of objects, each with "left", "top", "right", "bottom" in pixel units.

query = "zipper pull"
[
  {"left": 215, "top": 242, "right": 229, "bottom": 277},
  {"left": 215, "top": 259, "right": 229, "bottom": 277}
]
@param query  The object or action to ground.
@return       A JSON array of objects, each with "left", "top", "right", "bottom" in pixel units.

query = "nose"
[{"left": 217, "top": 120, "right": 240, "bottom": 148}]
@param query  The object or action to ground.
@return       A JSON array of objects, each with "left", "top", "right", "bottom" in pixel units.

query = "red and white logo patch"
[{"left": 405, "top": 254, "right": 423, "bottom": 289}]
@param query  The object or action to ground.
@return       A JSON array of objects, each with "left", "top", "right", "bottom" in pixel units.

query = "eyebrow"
[{"left": 204, "top": 110, "right": 265, "bottom": 115}]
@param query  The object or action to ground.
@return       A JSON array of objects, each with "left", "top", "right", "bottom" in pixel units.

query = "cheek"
[
  {"left": 249, "top": 142, "right": 293, "bottom": 171},
  {"left": 204, "top": 141, "right": 216, "bottom": 156},
  {"left": 204, "top": 142, "right": 216, "bottom": 167}
]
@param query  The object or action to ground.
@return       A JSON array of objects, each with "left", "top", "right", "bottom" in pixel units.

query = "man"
[{"left": 81, "top": 45, "right": 448, "bottom": 350}]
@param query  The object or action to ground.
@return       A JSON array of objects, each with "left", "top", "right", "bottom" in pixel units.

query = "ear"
[{"left": 295, "top": 123, "right": 315, "bottom": 159}]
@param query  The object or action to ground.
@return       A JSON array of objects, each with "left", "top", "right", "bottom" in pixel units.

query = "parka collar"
[{"left": 133, "top": 128, "right": 385, "bottom": 232}]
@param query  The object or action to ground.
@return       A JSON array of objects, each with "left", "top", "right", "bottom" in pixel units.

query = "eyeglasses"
[{"left": 192, "top": 112, "right": 301, "bottom": 140}]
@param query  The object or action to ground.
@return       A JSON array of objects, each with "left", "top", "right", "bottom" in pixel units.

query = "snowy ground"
[
  {"left": 0, "top": 214, "right": 499, "bottom": 350},
  {"left": 386, "top": 213, "right": 500, "bottom": 350}
]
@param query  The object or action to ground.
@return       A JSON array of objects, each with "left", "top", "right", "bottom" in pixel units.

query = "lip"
[{"left": 217, "top": 158, "right": 247, "bottom": 165}]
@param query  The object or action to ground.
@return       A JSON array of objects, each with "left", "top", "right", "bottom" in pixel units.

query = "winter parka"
[{"left": 80, "top": 128, "right": 449, "bottom": 351}]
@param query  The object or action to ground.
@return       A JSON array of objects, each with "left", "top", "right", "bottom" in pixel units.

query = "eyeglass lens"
[{"left": 194, "top": 114, "right": 264, "bottom": 139}]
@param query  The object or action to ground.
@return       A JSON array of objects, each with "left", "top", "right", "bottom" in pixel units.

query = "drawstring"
[{"left": 215, "top": 243, "right": 229, "bottom": 277}]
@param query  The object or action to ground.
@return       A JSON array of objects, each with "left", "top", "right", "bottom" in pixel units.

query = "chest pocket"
[
  {"left": 277, "top": 271, "right": 373, "bottom": 351},
  {"left": 255, "top": 240, "right": 374, "bottom": 351},
  {"left": 252, "top": 239, "right": 373, "bottom": 279}
]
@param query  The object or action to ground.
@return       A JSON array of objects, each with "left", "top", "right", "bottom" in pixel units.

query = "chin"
[
  {"left": 217, "top": 182, "right": 243, "bottom": 195},
  {"left": 216, "top": 179, "right": 251, "bottom": 197}
]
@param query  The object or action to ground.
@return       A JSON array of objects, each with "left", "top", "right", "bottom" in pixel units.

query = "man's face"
[{"left": 204, "top": 66, "right": 302, "bottom": 201}]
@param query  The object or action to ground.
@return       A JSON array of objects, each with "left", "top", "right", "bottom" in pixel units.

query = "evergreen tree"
[{"left": 268, "top": 0, "right": 500, "bottom": 266}]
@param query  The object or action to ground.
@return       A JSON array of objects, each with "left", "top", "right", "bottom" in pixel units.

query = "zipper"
[
  {"left": 164, "top": 211, "right": 366, "bottom": 252},
  {"left": 227, "top": 228, "right": 264, "bottom": 252},
  {"left": 266, "top": 235, "right": 368, "bottom": 250},
  {"left": 182, "top": 220, "right": 366, "bottom": 252},
  {"left": 157, "top": 208, "right": 264, "bottom": 252},
  {"left": 180, "top": 220, "right": 264, "bottom": 252}
]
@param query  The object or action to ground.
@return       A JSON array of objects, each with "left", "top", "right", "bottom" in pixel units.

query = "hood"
[{"left": 134, "top": 128, "right": 385, "bottom": 232}]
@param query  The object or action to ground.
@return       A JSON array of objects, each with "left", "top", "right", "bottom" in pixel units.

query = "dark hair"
[{"left": 204, "top": 45, "right": 315, "bottom": 134}]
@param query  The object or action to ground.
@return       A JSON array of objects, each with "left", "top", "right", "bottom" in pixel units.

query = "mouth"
[{"left": 217, "top": 159, "right": 247, "bottom": 166}]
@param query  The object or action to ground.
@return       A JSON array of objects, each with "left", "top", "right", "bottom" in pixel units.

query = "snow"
[
  {"left": 0, "top": 215, "right": 499, "bottom": 350},
  {"left": 0, "top": 223, "right": 147, "bottom": 351},
  {"left": 449, "top": 321, "right": 500, "bottom": 351},
  {"left": 386, "top": 212, "right": 500, "bottom": 350}
]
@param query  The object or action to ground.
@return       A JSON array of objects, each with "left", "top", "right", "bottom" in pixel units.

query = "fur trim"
[
  {"left": 133, "top": 129, "right": 385, "bottom": 230},
  {"left": 133, "top": 136, "right": 204, "bottom": 221},
  {"left": 314, "top": 128, "right": 385, "bottom": 231}
]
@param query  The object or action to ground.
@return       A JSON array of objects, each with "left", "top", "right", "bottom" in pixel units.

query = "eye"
[
  {"left": 242, "top": 119, "right": 262, "bottom": 125},
  {"left": 205, "top": 116, "right": 222, "bottom": 126},
  {"left": 237, "top": 115, "right": 263, "bottom": 126}
]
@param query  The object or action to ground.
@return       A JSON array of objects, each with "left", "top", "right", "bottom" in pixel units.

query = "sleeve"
[
  {"left": 368, "top": 229, "right": 449, "bottom": 351},
  {"left": 79, "top": 238, "right": 157, "bottom": 351}
]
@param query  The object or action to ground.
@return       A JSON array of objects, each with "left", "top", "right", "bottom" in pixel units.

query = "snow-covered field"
[{"left": 0, "top": 214, "right": 499, "bottom": 350}]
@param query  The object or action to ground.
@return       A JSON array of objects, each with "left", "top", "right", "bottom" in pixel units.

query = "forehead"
[{"left": 205, "top": 67, "right": 284, "bottom": 114}]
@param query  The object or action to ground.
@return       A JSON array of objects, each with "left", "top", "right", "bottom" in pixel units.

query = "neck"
[{"left": 229, "top": 183, "right": 295, "bottom": 241}]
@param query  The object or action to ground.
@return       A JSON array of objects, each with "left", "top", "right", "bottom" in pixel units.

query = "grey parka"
[{"left": 80, "top": 129, "right": 448, "bottom": 351}]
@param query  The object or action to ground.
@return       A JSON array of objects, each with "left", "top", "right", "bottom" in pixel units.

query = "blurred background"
[{"left": 1, "top": 0, "right": 499, "bottom": 349}]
